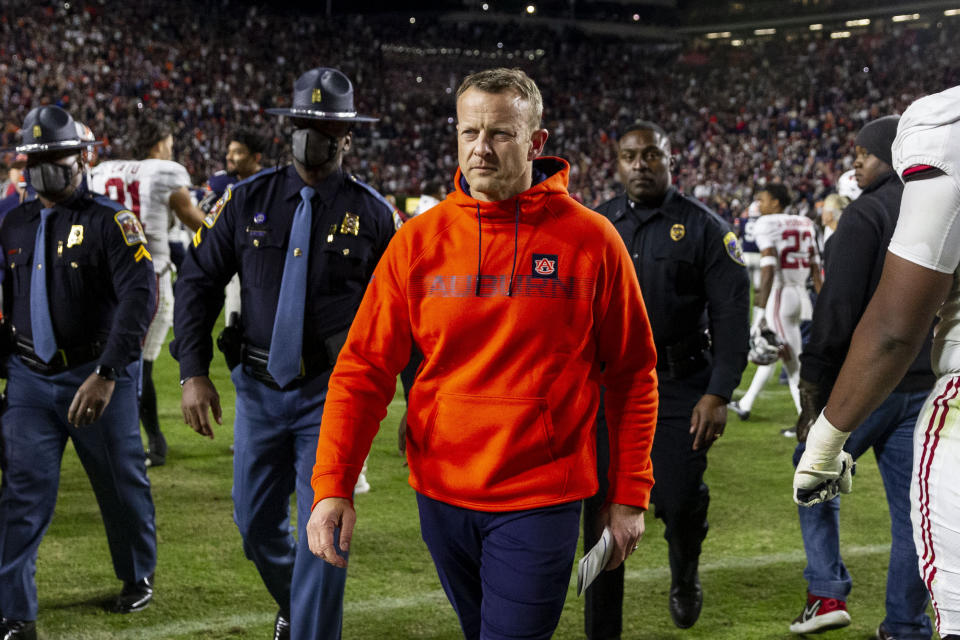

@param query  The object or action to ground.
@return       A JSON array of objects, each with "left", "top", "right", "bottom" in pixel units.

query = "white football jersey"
[
  {"left": 753, "top": 212, "right": 819, "bottom": 288},
  {"left": 889, "top": 85, "right": 960, "bottom": 376},
  {"left": 90, "top": 158, "right": 191, "bottom": 272}
]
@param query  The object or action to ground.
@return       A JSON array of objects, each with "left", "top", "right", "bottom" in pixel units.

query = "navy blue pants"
[
  {"left": 417, "top": 492, "right": 581, "bottom": 640},
  {"left": 230, "top": 365, "right": 346, "bottom": 640},
  {"left": 0, "top": 357, "right": 156, "bottom": 621}
]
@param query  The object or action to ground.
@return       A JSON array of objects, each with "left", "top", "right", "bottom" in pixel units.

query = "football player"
[
  {"left": 793, "top": 85, "right": 960, "bottom": 640},
  {"left": 730, "top": 183, "right": 821, "bottom": 422},
  {"left": 89, "top": 119, "right": 204, "bottom": 467}
]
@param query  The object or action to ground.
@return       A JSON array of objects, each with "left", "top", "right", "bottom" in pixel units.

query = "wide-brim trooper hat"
[
  {"left": 15, "top": 105, "right": 102, "bottom": 154},
  {"left": 265, "top": 67, "right": 378, "bottom": 122}
]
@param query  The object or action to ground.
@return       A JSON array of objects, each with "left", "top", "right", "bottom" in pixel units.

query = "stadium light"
[
  {"left": 482, "top": 2, "right": 489, "bottom": 10},
  {"left": 945, "top": 8, "right": 960, "bottom": 16},
  {"left": 892, "top": 13, "right": 920, "bottom": 22},
  {"left": 754, "top": 28, "right": 776, "bottom": 35},
  {"left": 845, "top": 18, "right": 870, "bottom": 26},
  {"left": 809, "top": 23, "right": 823, "bottom": 30},
  {"left": 409, "top": 16, "right": 416, "bottom": 24},
  {"left": 526, "top": 4, "right": 535, "bottom": 14},
  {"left": 706, "top": 31, "right": 731, "bottom": 39},
  {"left": 831, "top": 30, "right": 852, "bottom": 38},
  {"left": 731, "top": 39, "right": 744, "bottom": 46},
  {"left": 632, "top": 13, "right": 640, "bottom": 21}
]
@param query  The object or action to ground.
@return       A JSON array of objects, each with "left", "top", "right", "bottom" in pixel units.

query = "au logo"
[
  {"left": 670, "top": 224, "right": 685, "bottom": 241},
  {"left": 312, "top": 88, "right": 323, "bottom": 103},
  {"left": 340, "top": 212, "right": 360, "bottom": 236},
  {"left": 532, "top": 253, "right": 558, "bottom": 279},
  {"left": 33, "top": 125, "right": 42, "bottom": 138}
]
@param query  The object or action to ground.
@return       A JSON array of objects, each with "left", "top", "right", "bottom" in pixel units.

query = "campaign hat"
[{"left": 266, "top": 67, "right": 377, "bottom": 122}]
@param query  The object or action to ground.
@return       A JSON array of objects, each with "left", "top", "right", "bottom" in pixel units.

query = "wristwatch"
[{"left": 95, "top": 364, "right": 118, "bottom": 381}]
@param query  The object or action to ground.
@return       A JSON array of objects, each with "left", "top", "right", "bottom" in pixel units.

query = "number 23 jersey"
[{"left": 753, "top": 213, "right": 818, "bottom": 288}]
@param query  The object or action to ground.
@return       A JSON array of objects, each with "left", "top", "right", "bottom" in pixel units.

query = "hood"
[
  {"left": 444, "top": 156, "right": 571, "bottom": 297},
  {"left": 448, "top": 156, "right": 570, "bottom": 221}
]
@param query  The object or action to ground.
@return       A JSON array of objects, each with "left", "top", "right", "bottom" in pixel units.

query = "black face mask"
[
  {"left": 27, "top": 159, "right": 78, "bottom": 199},
  {"left": 292, "top": 128, "right": 339, "bottom": 168}
]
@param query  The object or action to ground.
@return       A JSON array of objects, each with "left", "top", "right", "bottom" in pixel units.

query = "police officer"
[
  {"left": 584, "top": 120, "right": 750, "bottom": 636},
  {"left": 171, "top": 67, "right": 398, "bottom": 640},
  {"left": 0, "top": 106, "right": 157, "bottom": 640}
]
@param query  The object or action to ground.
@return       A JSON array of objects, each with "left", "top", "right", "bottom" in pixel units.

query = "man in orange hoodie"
[{"left": 306, "top": 68, "right": 659, "bottom": 639}]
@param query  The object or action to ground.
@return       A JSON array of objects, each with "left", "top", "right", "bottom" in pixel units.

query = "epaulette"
[
  {"left": 235, "top": 166, "right": 281, "bottom": 189},
  {"left": 93, "top": 194, "right": 130, "bottom": 214},
  {"left": 348, "top": 174, "right": 396, "bottom": 215}
]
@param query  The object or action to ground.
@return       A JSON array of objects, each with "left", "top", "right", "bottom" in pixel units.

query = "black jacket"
[
  {"left": 596, "top": 187, "right": 750, "bottom": 403},
  {"left": 800, "top": 171, "right": 935, "bottom": 397}
]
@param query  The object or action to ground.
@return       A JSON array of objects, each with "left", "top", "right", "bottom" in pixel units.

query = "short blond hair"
[
  {"left": 823, "top": 193, "right": 850, "bottom": 216},
  {"left": 456, "top": 68, "right": 543, "bottom": 132}
]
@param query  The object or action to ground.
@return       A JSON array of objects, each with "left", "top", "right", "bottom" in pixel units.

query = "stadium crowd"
[{"left": 1, "top": 0, "right": 959, "bottom": 216}]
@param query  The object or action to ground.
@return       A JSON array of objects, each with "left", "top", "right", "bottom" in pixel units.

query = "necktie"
[
  {"left": 267, "top": 186, "right": 316, "bottom": 388},
  {"left": 30, "top": 208, "right": 58, "bottom": 363}
]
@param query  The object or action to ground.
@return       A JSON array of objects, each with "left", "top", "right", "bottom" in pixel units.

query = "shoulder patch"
[
  {"left": 114, "top": 210, "right": 147, "bottom": 246},
  {"left": 723, "top": 231, "right": 746, "bottom": 267},
  {"left": 204, "top": 185, "right": 232, "bottom": 228}
]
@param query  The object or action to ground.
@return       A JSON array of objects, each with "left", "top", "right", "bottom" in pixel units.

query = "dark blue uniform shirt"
[
  {"left": 207, "top": 171, "right": 237, "bottom": 198},
  {"left": 0, "top": 186, "right": 157, "bottom": 369},
  {"left": 595, "top": 187, "right": 750, "bottom": 401},
  {"left": 171, "top": 165, "right": 398, "bottom": 380}
]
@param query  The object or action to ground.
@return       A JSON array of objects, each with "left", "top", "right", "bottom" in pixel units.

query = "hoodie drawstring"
[
  {"left": 474, "top": 200, "right": 520, "bottom": 297},
  {"left": 475, "top": 204, "right": 482, "bottom": 296},
  {"left": 508, "top": 201, "right": 519, "bottom": 297}
]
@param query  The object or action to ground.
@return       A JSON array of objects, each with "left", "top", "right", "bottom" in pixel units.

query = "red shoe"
[{"left": 789, "top": 592, "right": 851, "bottom": 634}]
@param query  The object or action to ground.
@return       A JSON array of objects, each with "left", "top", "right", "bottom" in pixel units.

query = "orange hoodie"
[{"left": 311, "top": 157, "right": 658, "bottom": 511}]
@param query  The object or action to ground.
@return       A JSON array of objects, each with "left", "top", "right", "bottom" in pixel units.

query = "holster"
[
  {"left": 658, "top": 331, "right": 711, "bottom": 380},
  {"left": 216, "top": 312, "right": 243, "bottom": 370}
]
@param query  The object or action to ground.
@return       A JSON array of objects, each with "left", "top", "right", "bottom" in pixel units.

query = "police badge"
[{"left": 67, "top": 225, "right": 84, "bottom": 248}]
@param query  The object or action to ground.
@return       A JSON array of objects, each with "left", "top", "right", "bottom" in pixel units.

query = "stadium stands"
[{"left": 1, "top": 1, "right": 957, "bottom": 216}]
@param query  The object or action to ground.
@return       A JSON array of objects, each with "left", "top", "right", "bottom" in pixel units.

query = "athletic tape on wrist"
[
  {"left": 803, "top": 411, "right": 850, "bottom": 466},
  {"left": 760, "top": 255, "right": 778, "bottom": 267}
]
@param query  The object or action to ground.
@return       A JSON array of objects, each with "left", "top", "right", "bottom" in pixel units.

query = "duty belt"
[
  {"left": 240, "top": 343, "right": 334, "bottom": 391},
  {"left": 656, "top": 331, "right": 711, "bottom": 380},
  {"left": 15, "top": 336, "right": 105, "bottom": 375}
]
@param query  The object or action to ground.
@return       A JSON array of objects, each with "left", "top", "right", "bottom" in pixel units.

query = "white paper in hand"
[{"left": 577, "top": 526, "right": 614, "bottom": 597}]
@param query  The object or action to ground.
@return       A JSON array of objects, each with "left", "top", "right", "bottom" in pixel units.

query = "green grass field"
[{"left": 2, "top": 335, "right": 937, "bottom": 639}]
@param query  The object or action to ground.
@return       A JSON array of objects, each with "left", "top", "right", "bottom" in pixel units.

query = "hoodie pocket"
[{"left": 421, "top": 392, "right": 566, "bottom": 501}]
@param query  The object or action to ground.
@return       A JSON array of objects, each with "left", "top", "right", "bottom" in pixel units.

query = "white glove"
[{"left": 793, "top": 412, "right": 855, "bottom": 506}]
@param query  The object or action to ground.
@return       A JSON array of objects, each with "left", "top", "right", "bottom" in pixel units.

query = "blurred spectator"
[{"left": 1, "top": 1, "right": 956, "bottom": 209}]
